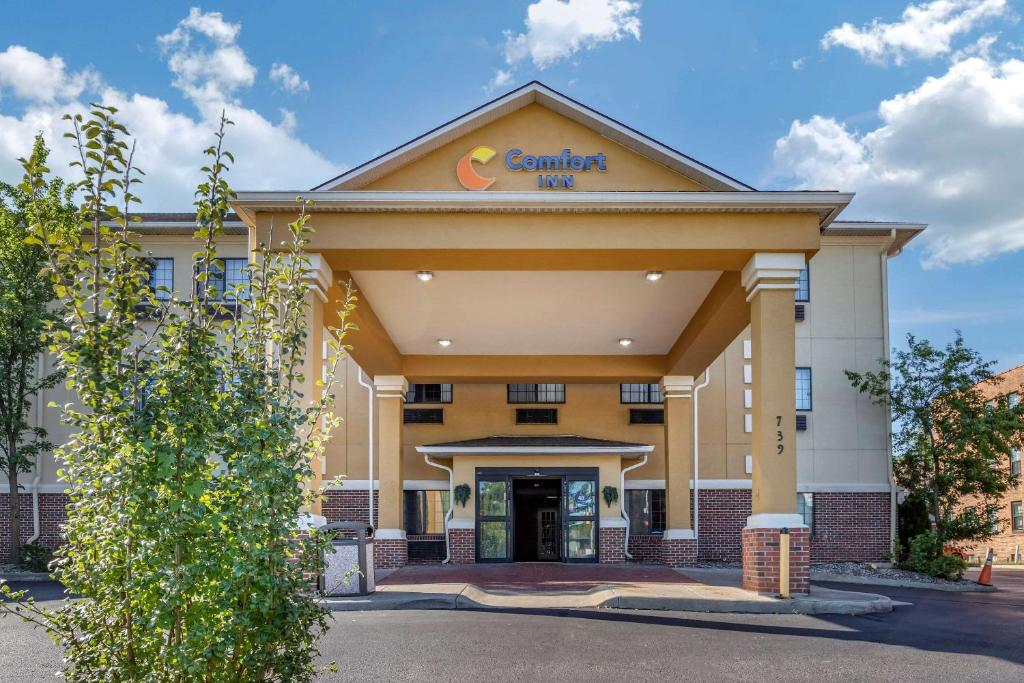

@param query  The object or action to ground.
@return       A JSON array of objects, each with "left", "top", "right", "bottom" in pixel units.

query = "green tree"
[
  {"left": 2, "top": 105, "right": 353, "bottom": 680},
  {"left": 0, "top": 136, "right": 71, "bottom": 566},
  {"left": 847, "top": 332, "right": 1023, "bottom": 547}
]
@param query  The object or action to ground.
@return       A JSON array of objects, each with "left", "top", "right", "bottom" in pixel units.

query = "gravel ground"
[{"left": 812, "top": 561, "right": 975, "bottom": 587}]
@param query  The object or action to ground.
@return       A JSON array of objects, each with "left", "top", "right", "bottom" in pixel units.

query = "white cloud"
[
  {"left": 791, "top": 57, "right": 805, "bottom": 70},
  {"left": 269, "top": 63, "right": 309, "bottom": 94},
  {"left": 158, "top": 7, "right": 257, "bottom": 109},
  {"left": 821, "top": 0, "right": 1009, "bottom": 65},
  {"left": 772, "top": 53, "right": 1024, "bottom": 268},
  {"left": 503, "top": 0, "right": 641, "bottom": 69},
  {"left": 0, "top": 11, "right": 338, "bottom": 211},
  {"left": 0, "top": 45, "right": 99, "bottom": 103},
  {"left": 486, "top": 69, "right": 514, "bottom": 93}
]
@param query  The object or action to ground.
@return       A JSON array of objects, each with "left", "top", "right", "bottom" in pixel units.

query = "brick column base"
[
  {"left": 449, "top": 527, "right": 475, "bottom": 564},
  {"left": 661, "top": 534, "right": 697, "bottom": 567},
  {"left": 599, "top": 526, "right": 626, "bottom": 563},
  {"left": 373, "top": 537, "right": 408, "bottom": 569},
  {"left": 742, "top": 527, "right": 810, "bottom": 594}
]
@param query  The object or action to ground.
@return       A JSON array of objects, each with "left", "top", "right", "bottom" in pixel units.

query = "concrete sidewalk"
[{"left": 324, "top": 565, "right": 899, "bottom": 615}]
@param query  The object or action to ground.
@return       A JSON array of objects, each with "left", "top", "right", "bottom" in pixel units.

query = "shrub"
[
  {"left": 18, "top": 541, "right": 52, "bottom": 573},
  {"left": 906, "top": 530, "right": 968, "bottom": 580}
]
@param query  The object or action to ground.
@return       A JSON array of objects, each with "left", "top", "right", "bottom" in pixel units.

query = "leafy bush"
[
  {"left": 18, "top": 541, "right": 52, "bottom": 572},
  {"left": 906, "top": 531, "right": 968, "bottom": 580}
]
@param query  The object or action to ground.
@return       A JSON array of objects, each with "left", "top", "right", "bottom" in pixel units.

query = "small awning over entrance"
[{"left": 415, "top": 434, "right": 654, "bottom": 456}]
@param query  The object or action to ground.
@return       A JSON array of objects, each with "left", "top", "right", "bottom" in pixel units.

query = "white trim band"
[
  {"left": 446, "top": 518, "right": 475, "bottom": 530},
  {"left": 374, "top": 528, "right": 407, "bottom": 540},
  {"left": 745, "top": 514, "right": 807, "bottom": 530},
  {"left": 600, "top": 517, "right": 628, "bottom": 529},
  {"left": 663, "top": 529, "right": 696, "bottom": 540},
  {"left": 415, "top": 445, "right": 654, "bottom": 455}
]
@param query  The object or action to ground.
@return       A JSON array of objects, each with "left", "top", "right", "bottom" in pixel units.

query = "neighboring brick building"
[{"left": 963, "top": 364, "right": 1024, "bottom": 562}]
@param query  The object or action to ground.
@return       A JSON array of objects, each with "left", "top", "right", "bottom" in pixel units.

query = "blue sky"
[{"left": 1, "top": 1, "right": 1022, "bottom": 370}]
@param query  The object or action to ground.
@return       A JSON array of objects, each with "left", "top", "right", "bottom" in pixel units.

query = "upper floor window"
[
  {"left": 145, "top": 257, "right": 173, "bottom": 300},
  {"left": 1013, "top": 501, "right": 1023, "bottom": 532},
  {"left": 1011, "top": 448, "right": 1021, "bottom": 477},
  {"left": 1010, "top": 392, "right": 1021, "bottom": 409},
  {"left": 794, "top": 266, "right": 810, "bottom": 302},
  {"left": 406, "top": 384, "right": 453, "bottom": 404},
  {"left": 197, "top": 257, "right": 249, "bottom": 300},
  {"left": 507, "top": 384, "right": 565, "bottom": 404},
  {"left": 620, "top": 383, "right": 663, "bottom": 404},
  {"left": 796, "top": 367, "right": 812, "bottom": 411}
]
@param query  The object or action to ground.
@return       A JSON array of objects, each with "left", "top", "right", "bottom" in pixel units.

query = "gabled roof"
[
  {"left": 313, "top": 81, "right": 754, "bottom": 192},
  {"left": 415, "top": 434, "right": 654, "bottom": 455}
]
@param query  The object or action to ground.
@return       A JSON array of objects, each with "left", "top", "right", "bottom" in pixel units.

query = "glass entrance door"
[
  {"left": 563, "top": 477, "right": 598, "bottom": 562},
  {"left": 476, "top": 477, "right": 510, "bottom": 562}
]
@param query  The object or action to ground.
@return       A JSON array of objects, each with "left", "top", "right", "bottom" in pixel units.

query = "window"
[
  {"left": 1011, "top": 448, "right": 1021, "bottom": 477},
  {"left": 989, "top": 509, "right": 1000, "bottom": 534},
  {"left": 620, "top": 383, "right": 663, "bottom": 404},
  {"left": 1013, "top": 502, "right": 1023, "bottom": 532},
  {"left": 406, "top": 384, "right": 453, "bottom": 404},
  {"left": 403, "top": 490, "right": 450, "bottom": 535},
  {"left": 796, "top": 367, "right": 812, "bottom": 411},
  {"left": 797, "top": 492, "right": 814, "bottom": 532},
  {"left": 145, "top": 257, "right": 173, "bottom": 300},
  {"left": 198, "top": 257, "right": 249, "bottom": 300},
  {"left": 1010, "top": 392, "right": 1021, "bottom": 409},
  {"left": 507, "top": 384, "right": 565, "bottom": 404},
  {"left": 794, "top": 266, "right": 810, "bottom": 302},
  {"left": 629, "top": 408, "right": 664, "bottom": 425},
  {"left": 515, "top": 408, "right": 558, "bottom": 424},
  {"left": 404, "top": 408, "right": 444, "bottom": 424},
  {"left": 625, "top": 490, "right": 665, "bottom": 535}
]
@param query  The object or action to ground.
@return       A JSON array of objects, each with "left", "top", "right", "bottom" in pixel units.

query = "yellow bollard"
[{"left": 779, "top": 528, "right": 790, "bottom": 599}]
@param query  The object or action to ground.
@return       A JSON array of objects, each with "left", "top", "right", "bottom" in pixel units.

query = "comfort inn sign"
[{"left": 457, "top": 145, "right": 607, "bottom": 190}]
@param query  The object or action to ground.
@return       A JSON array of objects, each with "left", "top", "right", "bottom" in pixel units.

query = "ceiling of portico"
[{"left": 350, "top": 270, "right": 721, "bottom": 356}]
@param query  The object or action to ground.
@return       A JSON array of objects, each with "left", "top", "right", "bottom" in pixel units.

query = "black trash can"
[{"left": 319, "top": 521, "right": 375, "bottom": 596}]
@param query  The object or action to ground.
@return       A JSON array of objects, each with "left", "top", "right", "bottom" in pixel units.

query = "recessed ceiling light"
[
  {"left": 618, "top": 338, "right": 633, "bottom": 347},
  {"left": 416, "top": 271, "right": 434, "bottom": 282},
  {"left": 645, "top": 271, "right": 663, "bottom": 282},
  {"left": 437, "top": 338, "right": 453, "bottom": 348}
]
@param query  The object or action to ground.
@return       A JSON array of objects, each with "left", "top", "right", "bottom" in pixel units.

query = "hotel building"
[{"left": 4, "top": 82, "right": 924, "bottom": 593}]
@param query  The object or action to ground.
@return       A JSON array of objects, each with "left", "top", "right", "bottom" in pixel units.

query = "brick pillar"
[
  {"left": 373, "top": 375, "right": 408, "bottom": 568},
  {"left": 740, "top": 253, "right": 809, "bottom": 594},
  {"left": 599, "top": 523, "right": 626, "bottom": 563},
  {"left": 449, "top": 522, "right": 476, "bottom": 564}
]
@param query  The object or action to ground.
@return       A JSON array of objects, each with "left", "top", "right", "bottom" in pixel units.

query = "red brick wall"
[
  {"left": 449, "top": 528, "right": 475, "bottom": 564},
  {"left": 696, "top": 489, "right": 751, "bottom": 562},
  {"left": 373, "top": 538, "right": 408, "bottom": 569},
  {"left": 742, "top": 527, "right": 810, "bottom": 594},
  {"left": 322, "top": 489, "right": 379, "bottom": 527},
  {"left": 662, "top": 537, "right": 697, "bottom": 567},
  {"left": 0, "top": 492, "right": 68, "bottom": 564},
  {"left": 811, "top": 492, "right": 891, "bottom": 562},
  {"left": 599, "top": 527, "right": 625, "bottom": 563},
  {"left": 627, "top": 534, "right": 662, "bottom": 562}
]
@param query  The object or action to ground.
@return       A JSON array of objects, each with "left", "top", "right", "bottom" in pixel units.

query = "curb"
[
  {"left": 0, "top": 572, "right": 54, "bottom": 583},
  {"left": 811, "top": 572, "right": 996, "bottom": 593},
  {"left": 324, "top": 583, "right": 895, "bottom": 616}
]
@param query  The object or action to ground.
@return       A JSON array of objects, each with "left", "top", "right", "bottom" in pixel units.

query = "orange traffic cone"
[{"left": 977, "top": 548, "right": 993, "bottom": 586}]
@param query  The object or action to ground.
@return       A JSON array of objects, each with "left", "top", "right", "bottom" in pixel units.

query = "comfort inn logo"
[
  {"left": 456, "top": 145, "right": 608, "bottom": 190},
  {"left": 456, "top": 146, "right": 497, "bottom": 191}
]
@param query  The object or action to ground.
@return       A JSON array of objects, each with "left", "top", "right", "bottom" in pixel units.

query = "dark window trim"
[
  {"left": 404, "top": 408, "right": 444, "bottom": 425},
  {"left": 506, "top": 384, "right": 566, "bottom": 404},
  {"left": 406, "top": 383, "right": 453, "bottom": 404},
  {"left": 195, "top": 257, "right": 249, "bottom": 301},
  {"left": 619, "top": 383, "right": 664, "bottom": 404},
  {"left": 515, "top": 408, "right": 558, "bottom": 425}
]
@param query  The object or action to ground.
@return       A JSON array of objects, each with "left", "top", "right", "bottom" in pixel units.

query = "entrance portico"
[{"left": 232, "top": 82, "right": 851, "bottom": 593}]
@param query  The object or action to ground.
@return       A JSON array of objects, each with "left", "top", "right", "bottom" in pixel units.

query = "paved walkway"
[{"left": 326, "top": 563, "right": 896, "bottom": 615}]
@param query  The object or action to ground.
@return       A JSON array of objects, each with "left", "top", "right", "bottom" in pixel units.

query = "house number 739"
[{"left": 775, "top": 415, "right": 785, "bottom": 455}]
